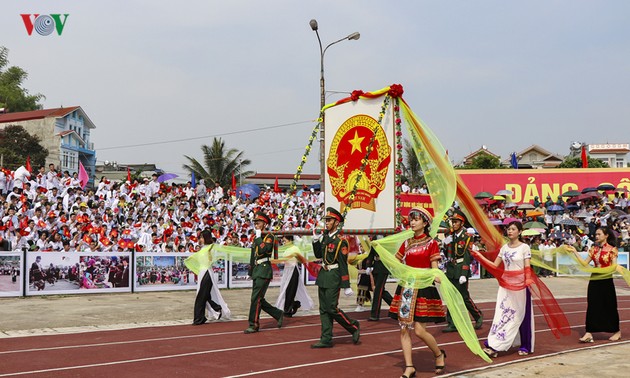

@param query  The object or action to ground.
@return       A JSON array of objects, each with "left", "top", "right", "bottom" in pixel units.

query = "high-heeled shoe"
[
  {"left": 609, "top": 332, "right": 622, "bottom": 341},
  {"left": 482, "top": 347, "right": 498, "bottom": 358},
  {"left": 579, "top": 334, "right": 594, "bottom": 343},
  {"left": 434, "top": 349, "right": 447, "bottom": 374},
  {"left": 400, "top": 365, "right": 416, "bottom": 378}
]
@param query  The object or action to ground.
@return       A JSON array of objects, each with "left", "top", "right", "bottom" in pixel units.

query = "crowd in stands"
[
  {"left": 0, "top": 164, "right": 324, "bottom": 253},
  {"left": 1, "top": 164, "right": 628, "bottom": 256}
]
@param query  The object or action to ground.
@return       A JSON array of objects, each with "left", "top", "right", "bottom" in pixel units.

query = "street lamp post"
[{"left": 309, "top": 19, "right": 360, "bottom": 193}]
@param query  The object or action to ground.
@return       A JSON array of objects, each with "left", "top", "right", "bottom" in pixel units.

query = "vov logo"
[{"left": 21, "top": 14, "right": 69, "bottom": 36}]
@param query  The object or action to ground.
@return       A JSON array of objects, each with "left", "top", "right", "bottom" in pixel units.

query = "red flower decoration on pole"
[{"left": 388, "top": 84, "right": 404, "bottom": 98}]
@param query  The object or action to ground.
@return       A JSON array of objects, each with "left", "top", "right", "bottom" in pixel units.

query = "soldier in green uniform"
[
  {"left": 365, "top": 238, "right": 393, "bottom": 321},
  {"left": 544, "top": 195, "right": 554, "bottom": 209},
  {"left": 244, "top": 211, "right": 284, "bottom": 334},
  {"left": 442, "top": 209, "right": 483, "bottom": 332},
  {"left": 310, "top": 207, "right": 360, "bottom": 348}
]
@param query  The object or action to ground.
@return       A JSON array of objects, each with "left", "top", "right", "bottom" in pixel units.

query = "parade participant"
[
  {"left": 568, "top": 227, "right": 621, "bottom": 342},
  {"left": 355, "top": 257, "right": 372, "bottom": 312},
  {"left": 472, "top": 221, "right": 535, "bottom": 357},
  {"left": 193, "top": 229, "right": 230, "bottom": 324},
  {"left": 275, "top": 235, "right": 313, "bottom": 317},
  {"left": 365, "top": 238, "right": 393, "bottom": 321},
  {"left": 310, "top": 207, "right": 360, "bottom": 348},
  {"left": 388, "top": 207, "right": 446, "bottom": 377},
  {"left": 442, "top": 209, "right": 483, "bottom": 332},
  {"left": 244, "top": 211, "right": 284, "bottom": 333}
]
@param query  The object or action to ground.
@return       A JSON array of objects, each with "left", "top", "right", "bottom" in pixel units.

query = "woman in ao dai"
[{"left": 472, "top": 221, "right": 535, "bottom": 356}]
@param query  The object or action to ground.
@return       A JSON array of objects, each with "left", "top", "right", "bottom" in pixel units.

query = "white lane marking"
[
  {"left": 2, "top": 303, "right": 628, "bottom": 356},
  {"left": 1, "top": 304, "right": 628, "bottom": 376},
  {"left": 225, "top": 320, "right": 630, "bottom": 378}
]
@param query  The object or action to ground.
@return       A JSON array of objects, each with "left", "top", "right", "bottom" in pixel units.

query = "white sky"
[{"left": 2, "top": 1, "right": 629, "bottom": 178}]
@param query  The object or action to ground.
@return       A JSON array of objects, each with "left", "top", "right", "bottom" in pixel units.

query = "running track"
[{"left": 1, "top": 296, "right": 629, "bottom": 377}]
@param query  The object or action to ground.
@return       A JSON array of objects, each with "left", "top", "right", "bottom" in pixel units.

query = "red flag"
[
  {"left": 581, "top": 145, "right": 588, "bottom": 168},
  {"left": 25, "top": 156, "right": 32, "bottom": 173},
  {"left": 274, "top": 176, "right": 280, "bottom": 193},
  {"left": 231, "top": 172, "right": 237, "bottom": 192},
  {"left": 78, "top": 161, "right": 89, "bottom": 189},
  {"left": 127, "top": 167, "right": 131, "bottom": 182}
]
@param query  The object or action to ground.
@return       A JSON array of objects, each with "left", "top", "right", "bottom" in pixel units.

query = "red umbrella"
[{"left": 502, "top": 217, "right": 521, "bottom": 225}]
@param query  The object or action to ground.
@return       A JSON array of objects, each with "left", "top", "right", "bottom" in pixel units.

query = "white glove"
[
  {"left": 459, "top": 276, "right": 467, "bottom": 284},
  {"left": 365, "top": 267, "right": 373, "bottom": 274},
  {"left": 312, "top": 229, "right": 323, "bottom": 242},
  {"left": 443, "top": 235, "right": 453, "bottom": 245},
  {"left": 255, "top": 229, "right": 261, "bottom": 238},
  {"left": 344, "top": 287, "right": 354, "bottom": 296}
]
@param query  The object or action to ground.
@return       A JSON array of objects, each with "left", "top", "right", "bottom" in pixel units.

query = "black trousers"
[
  {"left": 193, "top": 271, "right": 221, "bottom": 324},
  {"left": 445, "top": 279, "right": 482, "bottom": 326},
  {"left": 284, "top": 268, "right": 299, "bottom": 313},
  {"left": 370, "top": 271, "right": 392, "bottom": 319}
]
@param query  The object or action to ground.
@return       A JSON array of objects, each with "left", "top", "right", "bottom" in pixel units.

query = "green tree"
[
  {"left": 557, "top": 156, "right": 609, "bottom": 168},
  {"left": 182, "top": 137, "right": 253, "bottom": 187},
  {"left": 464, "top": 153, "right": 503, "bottom": 169},
  {"left": 0, "top": 47, "right": 45, "bottom": 112},
  {"left": 0, "top": 125, "right": 48, "bottom": 170}
]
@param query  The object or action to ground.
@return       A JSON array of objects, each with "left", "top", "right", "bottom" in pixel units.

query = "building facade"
[
  {"left": 0, "top": 106, "right": 97, "bottom": 185},
  {"left": 588, "top": 143, "right": 630, "bottom": 168}
]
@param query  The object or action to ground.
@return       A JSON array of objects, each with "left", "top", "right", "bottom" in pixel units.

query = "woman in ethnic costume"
[
  {"left": 389, "top": 207, "right": 446, "bottom": 377},
  {"left": 570, "top": 227, "right": 621, "bottom": 342},
  {"left": 472, "top": 221, "right": 535, "bottom": 357}
]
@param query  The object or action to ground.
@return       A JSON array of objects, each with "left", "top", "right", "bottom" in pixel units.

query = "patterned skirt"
[{"left": 388, "top": 284, "right": 445, "bottom": 326}]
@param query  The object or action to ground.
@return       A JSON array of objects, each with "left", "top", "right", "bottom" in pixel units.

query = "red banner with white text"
[{"left": 457, "top": 168, "right": 630, "bottom": 203}]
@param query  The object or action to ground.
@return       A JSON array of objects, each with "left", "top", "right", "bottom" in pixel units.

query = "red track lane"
[{"left": 1, "top": 297, "right": 629, "bottom": 377}]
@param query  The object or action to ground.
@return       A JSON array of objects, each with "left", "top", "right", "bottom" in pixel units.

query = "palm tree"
[{"left": 182, "top": 138, "right": 254, "bottom": 187}]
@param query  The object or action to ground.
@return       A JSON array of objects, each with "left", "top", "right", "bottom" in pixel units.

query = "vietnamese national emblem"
[{"left": 327, "top": 114, "right": 391, "bottom": 212}]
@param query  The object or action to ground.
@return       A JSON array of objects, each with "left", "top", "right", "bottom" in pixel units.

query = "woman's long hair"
[{"left": 598, "top": 227, "right": 617, "bottom": 248}]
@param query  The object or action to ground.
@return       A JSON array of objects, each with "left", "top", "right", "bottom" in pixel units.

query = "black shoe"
[
  {"left": 244, "top": 327, "right": 259, "bottom": 334},
  {"left": 474, "top": 316, "right": 483, "bottom": 330},
  {"left": 277, "top": 312, "right": 284, "bottom": 328},
  {"left": 442, "top": 325, "right": 457, "bottom": 333},
  {"left": 434, "top": 349, "right": 447, "bottom": 375},
  {"left": 311, "top": 342, "right": 333, "bottom": 348},
  {"left": 292, "top": 301, "right": 301, "bottom": 314},
  {"left": 284, "top": 311, "right": 293, "bottom": 318},
  {"left": 192, "top": 319, "right": 207, "bottom": 325},
  {"left": 367, "top": 316, "right": 379, "bottom": 321},
  {"left": 352, "top": 322, "right": 360, "bottom": 344},
  {"left": 401, "top": 365, "right": 416, "bottom": 378}
]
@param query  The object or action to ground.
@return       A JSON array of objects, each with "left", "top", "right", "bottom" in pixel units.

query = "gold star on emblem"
[{"left": 348, "top": 130, "right": 365, "bottom": 154}]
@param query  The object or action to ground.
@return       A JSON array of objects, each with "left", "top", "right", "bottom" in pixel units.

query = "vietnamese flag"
[
  {"left": 274, "top": 176, "right": 280, "bottom": 193},
  {"left": 581, "top": 145, "right": 588, "bottom": 168},
  {"left": 127, "top": 167, "right": 131, "bottom": 183},
  {"left": 25, "top": 156, "right": 32, "bottom": 173},
  {"left": 232, "top": 172, "right": 237, "bottom": 192}
]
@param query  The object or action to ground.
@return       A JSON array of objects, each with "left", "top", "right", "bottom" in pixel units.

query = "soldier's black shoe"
[
  {"left": 352, "top": 322, "right": 361, "bottom": 344},
  {"left": 277, "top": 312, "right": 284, "bottom": 328},
  {"left": 367, "top": 317, "right": 379, "bottom": 321},
  {"left": 442, "top": 325, "right": 457, "bottom": 333},
  {"left": 474, "top": 316, "right": 483, "bottom": 330},
  {"left": 311, "top": 342, "right": 333, "bottom": 348},
  {"left": 244, "top": 327, "right": 259, "bottom": 334}
]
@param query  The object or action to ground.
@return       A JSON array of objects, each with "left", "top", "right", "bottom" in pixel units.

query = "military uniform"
[
  {"left": 311, "top": 207, "right": 360, "bottom": 348},
  {"left": 443, "top": 210, "right": 483, "bottom": 332},
  {"left": 244, "top": 212, "right": 283, "bottom": 333},
  {"left": 365, "top": 246, "right": 392, "bottom": 321}
]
